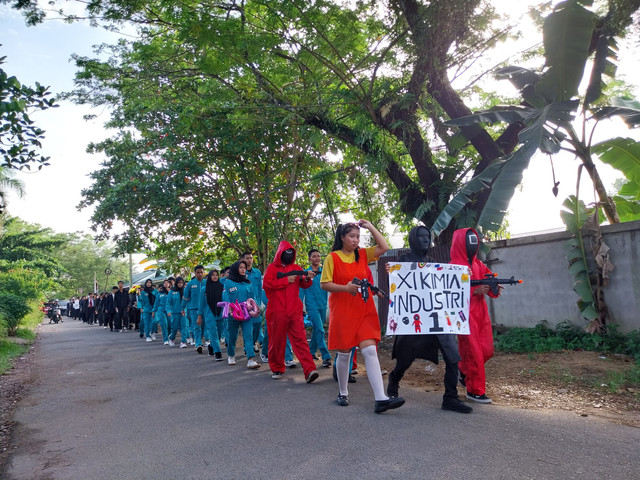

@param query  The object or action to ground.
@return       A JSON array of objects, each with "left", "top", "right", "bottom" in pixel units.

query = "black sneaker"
[
  {"left": 196, "top": 345, "right": 203, "bottom": 354},
  {"left": 336, "top": 394, "right": 349, "bottom": 406},
  {"left": 305, "top": 370, "right": 319, "bottom": 384},
  {"left": 214, "top": 351, "right": 223, "bottom": 361},
  {"left": 458, "top": 371, "right": 466, "bottom": 388},
  {"left": 442, "top": 397, "right": 473, "bottom": 413},
  {"left": 374, "top": 397, "right": 406, "bottom": 413},
  {"left": 207, "top": 344, "right": 214, "bottom": 356},
  {"left": 272, "top": 371, "right": 283, "bottom": 379},
  {"left": 322, "top": 359, "right": 332, "bottom": 368},
  {"left": 466, "top": 392, "right": 492, "bottom": 404}
]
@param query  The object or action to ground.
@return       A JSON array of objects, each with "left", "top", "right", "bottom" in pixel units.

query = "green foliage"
[
  {"left": 0, "top": 52, "right": 57, "bottom": 170},
  {"left": 0, "top": 293, "right": 30, "bottom": 334},
  {"left": 0, "top": 338, "right": 26, "bottom": 373},
  {"left": 559, "top": 195, "right": 598, "bottom": 320},
  {"left": 0, "top": 166, "right": 25, "bottom": 214},
  {"left": 496, "top": 321, "right": 640, "bottom": 363}
]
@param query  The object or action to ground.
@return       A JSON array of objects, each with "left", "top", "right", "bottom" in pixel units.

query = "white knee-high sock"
[
  {"left": 336, "top": 352, "right": 351, "bottom": 396},
  {"left": 361, "top": 345, "right": 389, "bottom": 401}
]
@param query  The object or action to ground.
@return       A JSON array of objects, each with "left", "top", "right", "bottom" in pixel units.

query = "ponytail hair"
[{"left": 331, "top": 223, "right": 360, "bottom": 262}]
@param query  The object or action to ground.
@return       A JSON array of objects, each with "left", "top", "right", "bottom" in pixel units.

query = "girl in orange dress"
[{"left": 321, "top": 220, "right": 405, "bottom": 413}]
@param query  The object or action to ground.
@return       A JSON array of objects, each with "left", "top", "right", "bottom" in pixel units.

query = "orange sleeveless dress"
[{"left": 327, "top": 251, "right": 381, "bottom": 349}]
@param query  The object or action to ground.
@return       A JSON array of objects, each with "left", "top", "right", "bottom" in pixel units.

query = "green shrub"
[
  {"left": 495, "top": 320, "right": 640, "bottom": 359},
  {"left": 0, "top": 294, "right": 30, "bottom": 334}
]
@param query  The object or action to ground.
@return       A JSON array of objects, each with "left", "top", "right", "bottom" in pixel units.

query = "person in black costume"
[{"left": 386, "top": 225, "right": 472, "bottom": 414}]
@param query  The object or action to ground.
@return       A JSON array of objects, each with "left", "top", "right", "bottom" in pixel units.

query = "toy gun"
[
  {"left": 471, "top": 273, "right": 522, "bottom": 295},
  {"left": 352, "top": 277, "right": 389, "bottom": 303},
  {"left": 276, "top": 270, "right": 309, "bottom": 279}
]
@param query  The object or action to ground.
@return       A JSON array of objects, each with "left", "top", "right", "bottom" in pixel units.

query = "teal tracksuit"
[
  {"left": 223, "top": 279, "right": 255, "bottom": 359},
  {"left": 167, "top": 290, "right": 187, "bottom": 344},
  {"left": 198, "top": 283, "right": 224, "bottom": 355},
  {"left": 152, "top": 290, "right": 169, "bottom": 342},
  {"left": 139, "top": 289, "right": 157, "bottom": 338},
  {"left": 183, "top": 277, "right": 206, "bottom": 346},
  {"left": 245, "top": 267, "right": 263, "bottom": 345}
]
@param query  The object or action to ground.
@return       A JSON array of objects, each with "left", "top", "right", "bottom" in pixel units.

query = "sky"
[{"left": 1, "top": 1, "right": 638, "bottom": 248}]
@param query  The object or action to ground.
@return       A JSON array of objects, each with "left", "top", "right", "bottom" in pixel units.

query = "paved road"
[{"left": 3, "top": 320, "right": 639, "bottom": 480}]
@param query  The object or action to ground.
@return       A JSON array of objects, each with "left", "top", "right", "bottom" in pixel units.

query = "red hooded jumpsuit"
[
  {"left": 263, "top": 240, "right": 316, "bottom": 376},
  {"left": 450, "top": 228, "right": 499, "bottom": 396}
]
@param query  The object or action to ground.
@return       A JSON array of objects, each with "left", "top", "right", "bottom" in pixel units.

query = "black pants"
[
  {"left": 387, "top": 345, "right": 459, "bottom": 401},
  {"left": 114, "top": 310, "right": 129, "bottom": 330}
]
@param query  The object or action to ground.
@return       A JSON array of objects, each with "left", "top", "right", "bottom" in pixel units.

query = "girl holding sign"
[{"left": 321, "top": 220, "right": 405, "bottom": 413}]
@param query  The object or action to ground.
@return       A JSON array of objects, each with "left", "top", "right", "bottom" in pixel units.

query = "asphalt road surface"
[{"left": 3, "top": 320, "right": 639, "bottom": 480}]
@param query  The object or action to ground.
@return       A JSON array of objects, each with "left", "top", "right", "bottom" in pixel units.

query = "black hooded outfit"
[{"left": 387, "top": 226, "right": 470, "bottom": 412}]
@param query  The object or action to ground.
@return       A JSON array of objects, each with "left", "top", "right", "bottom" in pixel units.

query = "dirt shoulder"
[
  {"left": 377, "top": 343, "right": 640, "bottom": 428},
  {"left": 0, "top": 337, "right": 37, "bottom": 469}
]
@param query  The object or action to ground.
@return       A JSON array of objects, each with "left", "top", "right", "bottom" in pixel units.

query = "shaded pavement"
[{"left": 2, "top": 320, "right": 639, "bottom": 480}]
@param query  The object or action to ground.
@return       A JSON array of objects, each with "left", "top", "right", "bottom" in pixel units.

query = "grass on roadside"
[
  {"left": 0, "top": 303, "right": 43, "bottom": 374},
  {"left": 495, "top": 321, "right": 640, "bottom": 393}
]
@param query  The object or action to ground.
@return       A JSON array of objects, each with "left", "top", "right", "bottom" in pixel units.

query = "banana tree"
[{"left": 431, "top": 0, "right": 640, "bottom": 329}]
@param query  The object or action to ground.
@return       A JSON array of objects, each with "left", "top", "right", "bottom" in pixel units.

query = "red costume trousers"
[
  {"left": 458, "top": 309, "right": 494, "bottom": 395},
  {"left": 267, "top": 310, "right": 316, "bottom": 376}
]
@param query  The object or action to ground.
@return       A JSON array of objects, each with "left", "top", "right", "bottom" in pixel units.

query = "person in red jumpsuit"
[
  {"left": 263, "top": 240, "right": 320, "bottom": 383},
  {"left": 450, "top": 227, "right": 501, "bottom": 404}
]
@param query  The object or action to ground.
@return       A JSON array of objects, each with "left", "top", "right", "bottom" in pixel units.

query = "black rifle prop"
[
  {"left": 276, "top": 270, "right": 309, "bottom": 279},
  {"left": 470, "top": 273, "right": 522, "bottom": 295},
  {"left": 352, "top": 277, "right": 389, "bottom": 303}
]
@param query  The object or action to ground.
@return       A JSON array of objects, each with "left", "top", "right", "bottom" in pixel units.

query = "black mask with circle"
[
  {"left": 281, "top": 248, "right": 295, "bottom": 265},
  {"left": 465, "top": 230, "right": 479, "bottom": 263}
]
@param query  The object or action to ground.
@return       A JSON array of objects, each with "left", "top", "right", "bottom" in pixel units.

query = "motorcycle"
[{"left": 48, "top": 307, "right": 63, "bottom": 324}]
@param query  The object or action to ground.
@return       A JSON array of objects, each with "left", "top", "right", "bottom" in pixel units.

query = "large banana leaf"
[
  {"left": 434, "top": 101, "right": 579, "bottom": 235},
  {"left": 535, "top": 0, "right": 596, "bottom": 103},
  {"left": 584, "top": 35, "right": 618, "bottom": 105},
  {"left": 560, "top": 195, "right": 598, "bottom": 320},
  {"left": 613, "top": 195, "right": 640, "bottom": 222},
  {"left": 476, "top": 101, "right": 578, "bottom": 231},
  {"left": 445, "top": 105, "right": 535, "bottom": 127},
  {"left": 592, "top": 98, "right": 640, "bottom": 127},
  {"left": 494, "top": 67, "right": 546, "bottom": 108},
  {"left": 591, "top": 137, "right": 640, "bottom": 185}
]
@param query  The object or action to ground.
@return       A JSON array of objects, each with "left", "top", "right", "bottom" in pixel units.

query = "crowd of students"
[{"left": 61, "top": 220, "right": 497, "bottom": 414}]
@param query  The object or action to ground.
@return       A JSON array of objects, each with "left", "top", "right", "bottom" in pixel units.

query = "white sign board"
[{"left": 386, "top": 262, "right": 470, "bottom": 335}]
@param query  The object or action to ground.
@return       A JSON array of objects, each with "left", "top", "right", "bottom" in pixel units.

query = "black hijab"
[
  {"left": 173, "top": 276, "right": 185, "bottom": 299},
  {"left": 228, "top": 261, "right": 251, "bottom": 284},
  {"left": 205, "top": 270, "right": 223, "bottom": 316},
  {"left": 144, "top": 280, "right": 156, "bottom": 306}
]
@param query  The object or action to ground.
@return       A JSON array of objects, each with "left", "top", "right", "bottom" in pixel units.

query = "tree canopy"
[{"left": 7, "top": 0, "right": 640, "bottom": 265}]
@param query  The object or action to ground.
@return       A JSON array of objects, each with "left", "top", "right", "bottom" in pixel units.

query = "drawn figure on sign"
[
  {"left": 445, "top": 312, "right": 452, "bottom": 326},
  {"left": 389, "top": 317, "right": 398, "bottom": 333},
  {"left": 386, "top": 225, "right": 472, "bottom": 414},
  {"left": 458, "top": 310, "right": 467, "bottom": 323},
  {"left": 412, "top": 314, "right": 422, "bottom": 333}
]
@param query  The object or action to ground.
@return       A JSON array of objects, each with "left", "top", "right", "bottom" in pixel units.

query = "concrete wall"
[{"left": 483, "top": 220, "right": 640, "bottom": 333}]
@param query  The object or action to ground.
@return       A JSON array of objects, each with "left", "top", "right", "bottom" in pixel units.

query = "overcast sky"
[{"left": 1, "top": 2, "right": 638, "bottom": 246}]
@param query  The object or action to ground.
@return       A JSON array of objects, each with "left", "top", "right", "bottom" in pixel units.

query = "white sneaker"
[
  {"left": 247, "top": 358, "right": 260, "bottom": 369},
  {"left": 168, "top": 339, "right": 175, "bottom": 347},
  {"left": 220, "top": 338, "right": 226, "bottom": 346},
  {"left": 205, "top": 340, "right": 211, "bottom": 346},
  {"left": 151, "top": 334, "right": 157, "bottom": 341},
  {"left": 163, "top": 341, "right": 169, "bottom": 345},
  {"left": 145, "top": 337, "right": 152, "bottom": 342},
  {"left": 179, "top": 343, "right": 187, "bottom": 348},
  {"left": 285, "top": 360, "right": 297, "bottom": 368},
  {"left": 187, "top": 338, "right": 193, "bottom": 345},
  {"left": 228, "top": 356, "right": 236, "bottom": 365},
  {"left": 122, "top": 327, "right": 127, "bottom": 332},
  {"left": 103, "top": 326, "right": 108, "bottom": 329},
  {"left": 260, "top": 354, "right": 269, "bottom": 363}
]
